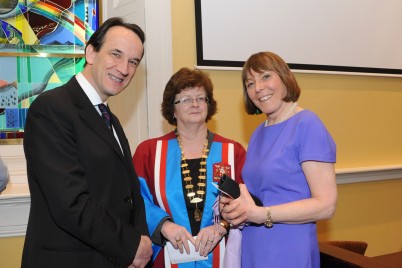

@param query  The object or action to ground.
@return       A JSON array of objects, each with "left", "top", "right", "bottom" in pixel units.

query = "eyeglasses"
[{"left": 174, "top": 96, "right": 209, "bottom": 105}]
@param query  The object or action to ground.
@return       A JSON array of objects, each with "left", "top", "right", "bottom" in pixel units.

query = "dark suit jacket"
[{"left": 22, "top": 77, "right": 149, "bottom": 267}]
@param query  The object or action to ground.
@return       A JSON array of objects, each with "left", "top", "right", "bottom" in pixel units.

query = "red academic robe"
[{"left": 133, "top": 131, "right": 246, "bottom": 268}]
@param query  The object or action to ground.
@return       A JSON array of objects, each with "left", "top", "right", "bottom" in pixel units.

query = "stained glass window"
[{"left": 0, "top": 0, "right": 99, "bottom": 141}]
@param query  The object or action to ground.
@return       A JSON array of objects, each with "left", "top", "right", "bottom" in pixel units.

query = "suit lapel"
[
  {"left": 66, "top": 77, "right": 126, "bottom": 162},
  {"left": 109, "top": 111, "right": 135, "bottom": 167},
  {"left": 110, "top": 117, "right": 127, "bottom": 152}
]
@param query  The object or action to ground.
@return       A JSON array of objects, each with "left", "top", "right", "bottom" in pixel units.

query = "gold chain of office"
[{"left": 176, "top": 130, "right": 209, "bottom": 222}]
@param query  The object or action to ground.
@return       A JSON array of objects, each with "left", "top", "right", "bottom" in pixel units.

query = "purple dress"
[{"left": 241, "top": 110, "right": 336, "bottom": 268}]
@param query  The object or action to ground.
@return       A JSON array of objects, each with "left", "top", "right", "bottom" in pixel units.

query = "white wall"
[{"left": 103, "top": 0, "right": 173, "bottom": 151}]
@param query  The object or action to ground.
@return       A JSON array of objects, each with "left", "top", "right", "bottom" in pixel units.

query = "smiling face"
[
  {"left": 83, "top": 26, "right": 144, "bottom": 102},
  {"left": 173, "top": 86, "right": 209, "bottom": 128},
  {"left": 245, "top": 70, "right": 288, "bottom": 118},
  {"left": 241, "top": 52, "right": 301, "bottom": 115}
]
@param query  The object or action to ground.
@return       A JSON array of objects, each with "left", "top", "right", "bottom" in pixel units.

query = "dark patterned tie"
[{"left": 98, "top": 104, "right": 112, "bottom": 130}]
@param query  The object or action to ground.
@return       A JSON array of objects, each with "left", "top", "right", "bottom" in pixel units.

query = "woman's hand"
[
  {"left": 161, "top": 221, "right": 195, "bottom": 254},
  {"left": 220, "top": 162, "right": 337, "bottom": 226},
  {"left": 195, "top": 225, "right": 224, "bottom": 256},
  {"left": 220, "top": 184, "right": 260, "bottom": 226}
]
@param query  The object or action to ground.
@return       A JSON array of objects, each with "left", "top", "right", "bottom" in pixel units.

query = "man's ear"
[{"left": 85, "top": 44, "right": 95, "bottom": 65}]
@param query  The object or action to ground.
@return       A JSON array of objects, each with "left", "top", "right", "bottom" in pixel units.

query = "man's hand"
[{"left": 129, "top": 235, "right": 152, "bottom": 268}]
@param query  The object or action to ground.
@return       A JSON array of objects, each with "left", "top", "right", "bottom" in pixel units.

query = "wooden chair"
[
  {"left": 326, "top": 241, "right": 368, "bottom": 255},
  {"left": 319, "top": 241, "right": 383, "bottom": 268}
]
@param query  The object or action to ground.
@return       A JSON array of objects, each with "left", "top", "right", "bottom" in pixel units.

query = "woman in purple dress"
[{"left": 220, "top": 52, "right": 337, "bottom": 267}]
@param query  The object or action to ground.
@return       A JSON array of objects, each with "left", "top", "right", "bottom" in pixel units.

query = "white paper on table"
[{"left": 164, "top": 237, "right": 208, "bottom": 264}]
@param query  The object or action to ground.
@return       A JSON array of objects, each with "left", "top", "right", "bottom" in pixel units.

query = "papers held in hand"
[
  {"left": 216, "top": 174, "right": 263, "bottom": 206},
  {"left": 165, "top": 237, "right": 208, "bottom": 264}
]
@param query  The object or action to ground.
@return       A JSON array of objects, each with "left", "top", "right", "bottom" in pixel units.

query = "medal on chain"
[{"left": 177, "top": 130, "right": 209, "bottom": 222}]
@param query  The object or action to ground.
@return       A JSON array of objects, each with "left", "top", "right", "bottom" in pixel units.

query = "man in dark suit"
[{"left": 22, "top": 17, "right": 153, "bottom": 268}]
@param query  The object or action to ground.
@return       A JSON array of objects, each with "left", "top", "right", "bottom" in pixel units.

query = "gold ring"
[
  {"left": 208, "top": 239, "right": 214, "bottom": 243},
  {"left": 175, "top": 238, "right": 182, "bottom": 242}
]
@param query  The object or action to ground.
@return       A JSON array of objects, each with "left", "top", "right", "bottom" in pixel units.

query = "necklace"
[
  {"left": 265, "top": 102, "right": 297, "bottom": 127},
  {"left": 176, "top": 130, "right": 209, "bottom": 222}
]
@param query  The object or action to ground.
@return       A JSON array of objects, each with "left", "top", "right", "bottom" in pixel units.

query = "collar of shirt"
[{"left": 75, "top": 72, "right": 106, "bottom": 107}]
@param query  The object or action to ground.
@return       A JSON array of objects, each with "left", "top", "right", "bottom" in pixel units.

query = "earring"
[{"left": 255, "top": 108, "right": 262, "bottom": 115}]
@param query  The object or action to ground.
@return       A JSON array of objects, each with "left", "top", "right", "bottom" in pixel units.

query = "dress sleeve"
[
  {"left": 133, "top": 141, "right": 171, "bottom": 243},
  {"left": 298, "top": 113, "right": 336, "bottom": 163}
]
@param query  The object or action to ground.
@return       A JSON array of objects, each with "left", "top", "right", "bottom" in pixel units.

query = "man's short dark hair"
[{"left": 84, "top": 17, "right": 145, "bottom": 66}]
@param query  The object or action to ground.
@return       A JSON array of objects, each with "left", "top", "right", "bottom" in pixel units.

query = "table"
[{"left": 371, "top": 251, "right": 402, "bottom": 268}]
